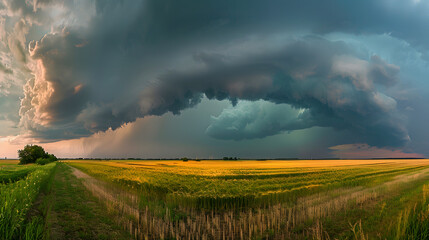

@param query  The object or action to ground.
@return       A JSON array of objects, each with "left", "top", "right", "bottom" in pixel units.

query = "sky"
[{"left": 1, "top": 0, "right": 429, "bottom": 159}]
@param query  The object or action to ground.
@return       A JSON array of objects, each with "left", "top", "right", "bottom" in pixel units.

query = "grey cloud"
[
  {"left": 20, "top": 30, "right": 93, "bottom": 136},
  {"left": 12, "top": 0, "right": 423, "bottom": 149},
  {"left": 140, "top": 38, "right": 407, "bottom": 147},
  {"left": 7, "top": 19, "right": 29, "bottom": 63},
  {"left": 20, "top": 24, "right": 409, "bottom": 147},
  {"left": 1, "top": 0, "right": 51, "bottom": 24},
  {"left": 89, "top": 0, "right": 429, "bottom": 55},
  {"left": 206, "top": 101, "right": 315, "bottom": 140},
  {"left": 0, "top": 61, "right": 12, "bottom": 74},
  {"left": 8, "top": 37, "right": 26, "bottom": 63}
]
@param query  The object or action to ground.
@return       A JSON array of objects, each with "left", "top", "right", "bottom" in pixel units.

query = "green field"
[
  {"left": 0, "top": 161, "right": 56, "bottom": 240},
  {"left": 3, "top": 159, "right": 429, "bottom": 239}
]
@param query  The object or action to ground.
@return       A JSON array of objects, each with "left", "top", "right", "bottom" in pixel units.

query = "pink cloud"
[{"left": 329, "top": 143, "right": 425, "bottom": 159}]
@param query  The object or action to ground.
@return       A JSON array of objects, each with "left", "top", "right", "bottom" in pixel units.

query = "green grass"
[
  {"left": 44, "top": 163, "right": 131, "bottom": 240},
  {"left": 395, "top": 202, "right": 429, "bottom": 239},
  {"left": 0, "top": 163, "right": 56, "bottom": 240},
  {"left": 0, "top": 166, "right": 37, "bottom": 184},
  {"left": 318, "top": 174, "right": 429, "bottom": 239}
]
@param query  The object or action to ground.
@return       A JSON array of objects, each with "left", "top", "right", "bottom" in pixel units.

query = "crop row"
[
  {"left": 68, "top": 161, "right": 429, "bottom": 239},
  {"left": 67, "top": 161, "right": 429, "bottom": 210},
  {"left": 0, "top": 166, "right": 37, "bottom": 184},
  {"left": 0, "top": 163, "right": 57, "bottom": 240}
]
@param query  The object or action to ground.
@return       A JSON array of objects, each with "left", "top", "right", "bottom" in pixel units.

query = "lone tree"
[{"left": 18, "top": 145, "right": 56, "bottom": 165}]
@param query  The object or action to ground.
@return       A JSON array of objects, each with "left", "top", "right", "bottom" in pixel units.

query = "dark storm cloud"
[
  {"left": 141, "top": 38, "right": 406, "bottom": 147},
  {"left": 95, "top": 0, "right": 429, "bottom": 53},
  {"left": 205, "top": 101, "right": 316, "bottom": 141},
  {"left": 15, "top": 0, "right": 426, "bottom": 148}
]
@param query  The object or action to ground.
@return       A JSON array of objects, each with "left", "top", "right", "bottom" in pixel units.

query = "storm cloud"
[
  {"left": 141, "top": 38, "right": 406, "bottom": 147},
  {"left": 2, "top": 0, "right": 429, "bottom": 157},
  {"left": 21, "top": 28, "right": 408, "bottom": 147},
  {"left": 206, "top": 101, "right": 314, "bottom": 140}
]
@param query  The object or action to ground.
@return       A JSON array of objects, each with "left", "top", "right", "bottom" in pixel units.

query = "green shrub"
[
  {"left": 36, "top": 158, "right": 52, "bottom": 165},
  {"left": 46, "top": 154, "right": 58, "bottom": 162}
]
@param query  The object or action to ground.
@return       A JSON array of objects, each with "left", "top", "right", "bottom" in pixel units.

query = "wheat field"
[{"left": 65, "top": 159, "right": 429, "bottom": 239}]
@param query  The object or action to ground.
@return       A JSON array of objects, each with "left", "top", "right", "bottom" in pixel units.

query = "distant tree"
[
  {"left": 18, "top": 145, "right": 46, "bottom": 164},
  {"left": 181, "top": 157, "right": 189, "bottom": 162},
  {"left": 223, "top": 157, "right": 228, "bottom": 160},
  {"left": 18, "top": 145, "right": 57, "bottom": 165}
]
